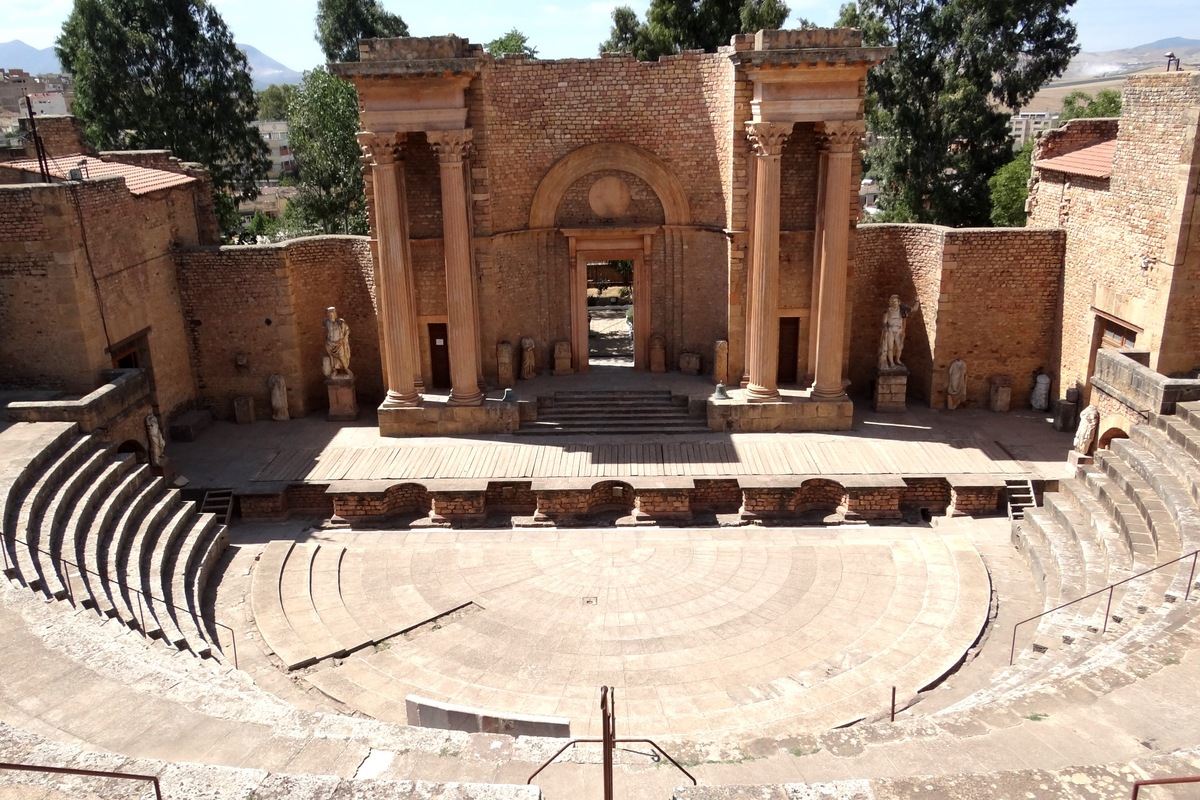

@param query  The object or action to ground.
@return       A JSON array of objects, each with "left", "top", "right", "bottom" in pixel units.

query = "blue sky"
[{"left": 5, "top": 0, "right": 1198, "bottom": 70}]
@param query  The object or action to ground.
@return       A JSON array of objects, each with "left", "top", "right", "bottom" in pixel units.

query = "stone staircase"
[
  {"left": 516, "top": 390, "right": 709, "bottom": 435},
  {"left": 1, "top": 421, "right": 229, "bottom": 660}
]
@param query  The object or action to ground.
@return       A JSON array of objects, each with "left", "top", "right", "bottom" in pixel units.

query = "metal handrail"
[
  {"left": 12, "top": 541, "right": 238, "bottom": 669},
  {"left": 0, "top": 762, "right": 162, "bottom": 799},
  {"left": 526, "top": 686, "right": 696, "bottom": 796},
  {"left": 1132, "top": 774, "right": 1200, "bottom": 798},
  {"left": 1010, "top": 548, "right": 1199, "bottom": 665}
]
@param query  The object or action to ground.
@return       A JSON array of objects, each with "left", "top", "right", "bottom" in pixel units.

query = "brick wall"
[
  {"left": 853, "top": 224, "right": 1064, "bottom": 407},
  {"left": 177, "top": 236, "right": 379, "bottom": 420}
]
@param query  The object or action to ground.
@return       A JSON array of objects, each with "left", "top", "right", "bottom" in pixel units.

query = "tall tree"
[
  {"left": 1060, "top": 88, "right": 1122, "bottom": 121},
  {"left": 989, "top": 140, "right": 1033, "bottom": 227},
  {"left": 286, "top": 67, "right": 366, "bottom": 235},
  {"left": 600, "top": 0, "right": 800, "bottom": 60},
  {"left": 486, "top": 28, "right": 538, "bottom": 57},
  {"left": 315, "top": 0, "right": 408, "bottom": 63},
  {"left": 839, "top": 0, "right": 1079, "bottom": 227},
  {"left": 57, "top": 0, "right": 269, "bottom": 232},
  {"left": 257, "top": 84, "right": 297, "bottom": 120}
]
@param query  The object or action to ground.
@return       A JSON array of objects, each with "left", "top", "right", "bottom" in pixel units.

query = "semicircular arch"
[{"left": 529, "top": 143, "right": 692, "bottom": 228}]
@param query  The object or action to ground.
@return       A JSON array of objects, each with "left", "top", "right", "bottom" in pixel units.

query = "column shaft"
[
  {"left": 429, "top": 129, "right": 483, "bottom": 406},
  {"left": 811, "top": 122, "right": 863, "bottom": 400},
  {"left": 744, "top": 122, "right": 793, "bottom": 403},
  {"left": 360, "top": 133, "right": 419, "bottom": 408}
]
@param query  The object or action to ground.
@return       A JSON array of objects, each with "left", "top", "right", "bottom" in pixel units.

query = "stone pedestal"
[
  {"left": 1053, "top": 399, "right": 1079, "bottom": 432},
  {"left": 649, "top": 335, "right": 667, "bottom": 373},
  {"left": 552, "top": 341, "right": 573, "bottom": 376},
  {"left": 233, "top": 396, "right": 255, "bottom": 424},
  {"left": 679, "top": 352, "right": 701, "bottom": 375},
  {"left": 713, "top": 340, "right": 729, "bottom": 385},
  {"left": 326, "top": 375, "right": 359, "bottom": 421},
  {"left": 874, "top": 367, "right": 908, "bottom": 413},
  {"left": 989, "top": 375, "right": 1012, "bottom": 412}
]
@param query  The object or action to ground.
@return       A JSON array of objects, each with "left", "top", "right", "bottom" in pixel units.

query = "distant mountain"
[
  {"left": 238, "top": 44, "right": 303, "bottom": 89},
  {"left": 1059, "top": 37, "right": 1200, "bottom": 81},
  {"left": 0, "top": 39, "right": 301, "bottom": 89},
  {"left": 0, "top": 40, "right": 61, "bottom": 74}
]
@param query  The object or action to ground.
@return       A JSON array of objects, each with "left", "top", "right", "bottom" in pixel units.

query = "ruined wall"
[
  {"left": 1028, "top": 72, "right": 1200, "bottom": 397},
  {"left": 178, "top": 236, "right": 380, "bottom": 420},
  {"left": 854, "top": 224, "right": 1063, "bottom": 408},
  {"left": 0, "top": 177, "right": 202, "bottom": 417}
]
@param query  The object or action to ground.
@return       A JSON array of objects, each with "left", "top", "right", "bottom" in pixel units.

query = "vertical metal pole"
[
  {"left": 890, "top": 686, "right": 896, "bottom": 721},
  {"left": 65, "top": 565, "right": 73, "bottom": 605},
  {"left": 601, "top": 687, "right": 613, "bottom": 800},
  {"left": 1187, "top": 551, "right": 1197, "bottom": 602},
  {"left": 138, "top": 592, "right": 146, "bottom": 634},
  {"left": 1103, "top": 585, "right": 1114, "bottom": 634}
]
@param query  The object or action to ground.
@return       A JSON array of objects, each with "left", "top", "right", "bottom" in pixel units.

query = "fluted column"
[
  {"left": 428, "top": 129, "right": 483, "bottom": 406},
  {"left": 359, "top": 132, "right": 419, "bottom": 408},
  {"left": 744, "top": 121, "right": 793, "bottom": 403},
  {"left": 811, "top": 121, "right": 864, "bottom": 400}
]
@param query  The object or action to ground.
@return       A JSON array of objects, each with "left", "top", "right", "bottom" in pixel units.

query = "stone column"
[
  {"left": 811, "top": 121, "right": 864, "bottom": 400},
  {"left": 744, "top": 121, "right": 793, "bottom": 403},
  {"left": 359, "top": 132, "right": 420, "bottom": 408},
  {"left": 428, "top": 129, "right": 483, "bottom": 406}
]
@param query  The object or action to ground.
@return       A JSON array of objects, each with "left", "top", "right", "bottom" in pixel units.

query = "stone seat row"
[
  {"left": 0, "top": 422, "right": 229, "bottom": 660},
  {"left": 240, "top": 473, "right": 1010, "bottom": 527}
]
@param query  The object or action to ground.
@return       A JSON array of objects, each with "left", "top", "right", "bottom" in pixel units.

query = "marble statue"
[
  {"left": 878, "top": 294, "right": 918, "bottom": 371},
  {"left": 268, "top": 373, "right": 289, "bottom": 421},
  {"left": 946, "top": 358, "right": 967, "bottom": 410},
  {"left": 520, "top": 337, "right": 536, "bottom": 380},
  {"left": 322, "top": 307, "right": 351, "bottom": 377},
  {"left": 497, "top": 341, "right": 515, "bottom": 388},
  {"left": 1074, "top": 404, "right": 1099, "bottom": 454},
  {"left": 1031, "top": 372, "right": 1052, "bottom": 411},
  {"left": 145, "top": 413, "right": 166, "bottom": 467}
]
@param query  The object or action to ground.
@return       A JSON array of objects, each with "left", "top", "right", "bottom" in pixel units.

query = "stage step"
[{"left": 518, "top": 390, "right": 707, "bottom": 436}]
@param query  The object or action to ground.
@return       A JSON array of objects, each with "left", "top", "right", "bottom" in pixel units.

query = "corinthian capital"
[
  {"left": 818, "top": 121, "right": 865, "bottom": 153},
  {"left": 357, "top": 132, "right": 405, "bottom": 166},
  {"left": 427, "top": 129, "right": 473, "bottom": 163},
  {"left": 745, "top": 121, "right": 794, "bottom": 158}
]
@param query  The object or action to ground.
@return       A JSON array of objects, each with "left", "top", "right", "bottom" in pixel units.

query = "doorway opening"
[
  {"left": 778, "top": 316, "right": 800, "bottom": 384},
  {"left": 427, "top": 322, "right": 451, "bottom": 390},
  {"left": 587, "top": 259, "right": 634, "bottom": 368}
]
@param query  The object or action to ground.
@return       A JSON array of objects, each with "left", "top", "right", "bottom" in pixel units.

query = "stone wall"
[
  {"left": 853, "top": 224, "right": 1064, "bottom": 408},
  {"left": 1028, "top": 72, "right": 1200, "bottom": 398},
  {"left": 0, "top": 177, "right": 203, "bottom": 419},
  {"left": 177, "top": 236, "right": 379, "bottom": 421}
]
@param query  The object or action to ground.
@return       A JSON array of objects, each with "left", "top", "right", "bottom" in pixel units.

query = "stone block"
[
  {"left": 1054, "top": 399, "right": 1079, "bottom": 432},
  {"left": 679, "top": 352, "right": 701, "bottom": 375},
  {"left": 989, "top": 375, "right": 1012, "bottom": 413},
  {"left": 874, "top": 368, "right": 908, "bottom": 413},
  {"left": 233, "top": 396, "right": 256, "bottom": 425},
  {"left": 326, "top": 376, "right": 359, "bottom": 421},
  {"left": 551, "top": 340, "right": 573, "bottom": 376}
]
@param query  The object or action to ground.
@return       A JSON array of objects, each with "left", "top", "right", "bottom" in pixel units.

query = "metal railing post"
[
  {"left": 137, "top": 591, "right": 146, "bottom": 634},
  {"left": 0, "top": 762, "right": 162, "bottom": 800},
  {"left": 1103, "top": 585, "right": 1114, "bottom": 634},
  {"left": 1188, "top": 552, "right": 1197, "bottom": 602},
  {"left": 890, "top": 686, "right": 896, "bottom": 722}
]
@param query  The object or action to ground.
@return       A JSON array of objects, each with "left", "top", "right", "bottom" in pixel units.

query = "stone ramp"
[{"left": 253, "top": 529, "right": 991, "bottom": 738}]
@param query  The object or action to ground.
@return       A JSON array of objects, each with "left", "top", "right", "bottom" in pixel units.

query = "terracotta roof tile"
[
  {"left": 4, "top": 154, "right": 196, "bottom": 195},
  {"left": 1033, "top": 139, "right": 1116, "bottom": 179}
]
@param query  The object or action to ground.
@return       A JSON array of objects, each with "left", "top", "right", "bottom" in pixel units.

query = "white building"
[
  {"left": 1010, "top": 111, "right": 1061, "bottom": 150},
  {"left": 27, "top": 92, "right": 67, "bottom": 116},
  {"left": 252, "top": 120, "right": 295, "bottom": 178}
]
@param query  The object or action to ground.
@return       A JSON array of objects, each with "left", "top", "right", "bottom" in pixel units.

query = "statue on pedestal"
[
  {"left": 1073, "top": 405, "right": 1100, "bottom": 454},
  {"left": 946, "top": 358, "right": 967, "bottom": 410},
  {"left": 145, "top": 413, "right": 166, "bottom": 468},
  {"left": 322, "top": 307, "right": 352, "bottom": 378},
  {"left": 878, "top": 294, "right": 919, "bottom": 371}
]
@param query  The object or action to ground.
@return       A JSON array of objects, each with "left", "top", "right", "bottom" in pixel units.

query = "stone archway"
[{"left": 529, "top": 143, "right": 692, "bottom": 229}]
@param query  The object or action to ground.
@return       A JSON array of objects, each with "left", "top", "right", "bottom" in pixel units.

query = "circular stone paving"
[{"left": 261, "top": 528, "right": 989, "bottom": 739}]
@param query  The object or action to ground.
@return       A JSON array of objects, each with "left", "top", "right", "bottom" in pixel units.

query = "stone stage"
[{"left": 249, "top": 523, "right": 990, "bottom": 739}]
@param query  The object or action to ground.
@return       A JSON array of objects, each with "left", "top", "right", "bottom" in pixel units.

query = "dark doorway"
[
  {"left": 428, "top": 323, "right": 451, "bottom": 389},
  {"left": 777, "top": 317, "right": 800, "bottom": 384},
  {"left": 109, "top": 330, "right": 156, "bottom": 398}
]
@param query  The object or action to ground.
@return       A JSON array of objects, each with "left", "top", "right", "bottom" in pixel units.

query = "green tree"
[
  {"left": 988, "top": 140, "right": 1034, "bottom": 227},
  {"left": 257, "top": 83, "right": 297, "bottom": 120},
  {"left": 1060, "top": 88, "right": 1121, "bottom": 121},
  {"left": 839, "top": 0, "right": 1079, "bottom": 227},
  {"left": 315, "top": 0, "right": 408, "bottom": 63},
  {"left": 56, "top": 0, "right": 269, "bottom": 233},
  {"left": 486, "top": 28, "right": 538, "bottom": 57},
  {"left": 600, "top": 0, "right": 801, "bottom": 60},
  {"left": 286, "top": 67, "right": 366, "bottom": 235}
]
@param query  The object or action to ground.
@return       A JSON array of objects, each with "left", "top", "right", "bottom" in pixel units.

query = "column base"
[
  {"left": 745, "top": 384, "right": 781, "bottom": 403},
  {"left": 447, "top": 388, "right": 484, "bottom": 407},
  {"left": 381, "top": 389, "right": 421, "bottom": 410}
]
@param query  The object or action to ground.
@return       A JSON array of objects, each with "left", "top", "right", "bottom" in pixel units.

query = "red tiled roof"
[
  {"left": 1033, "top": 139, "right": 1117, "bottom": 179},
  {"left": 4, "top": 154, "right": 196, "bottom": 195}
]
